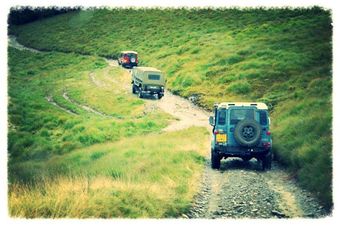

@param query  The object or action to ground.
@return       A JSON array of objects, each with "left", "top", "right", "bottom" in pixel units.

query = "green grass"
[
  {"left": 7, "top": 48, "right": 210, "bottom": 217},
  {"left": 8, "top": 48, "right": 171, "bottom": 161},
  {"left": 9, "top": 127, "right": 209, "bottom": 218},
  {"left": 9, "top": 7, "right": 332, "bottom": 210}
]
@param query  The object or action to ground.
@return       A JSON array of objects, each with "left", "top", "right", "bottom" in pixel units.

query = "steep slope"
[
  {"left": 10, "top": 7, "right": 332, "bottom": 208},
  {"left": 8, "top": 46, "right": 210, "bottom": 217}
]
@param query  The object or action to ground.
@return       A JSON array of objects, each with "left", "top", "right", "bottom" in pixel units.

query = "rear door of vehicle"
[
  {"left": 228, "top": 107, "right": 256, "bottom": 146},
  {"left": 146, "top": 73, "right": 163, "bottom": 86},
  {"left": 128, "top": 53, "right": 137, "bottom": 64}
]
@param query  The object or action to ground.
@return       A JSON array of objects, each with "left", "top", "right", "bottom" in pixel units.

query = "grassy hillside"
[
  {"left": 8, "top": 47, "right": 209, "bottom": 217},
  {"left": 9, "top": 7, "right": 332, "bottom": 209}
]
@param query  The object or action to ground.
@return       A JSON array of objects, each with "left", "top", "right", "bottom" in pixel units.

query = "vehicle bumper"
[
  {"left": 214, "top": 145, "right": 270, "bottom": 157},
  {"left": 141, "top": 88, "right": 164, "bottom": 95},
  {"left": 141, "top": 91, "right": 164, "bottom": 95},
  {"left": 122, "top": 63, "right": 138, "bottom": 68}
]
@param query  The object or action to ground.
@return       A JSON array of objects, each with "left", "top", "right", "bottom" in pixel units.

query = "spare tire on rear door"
[{"left": 234, "top": 119, "right": 261, "bottom": 147}]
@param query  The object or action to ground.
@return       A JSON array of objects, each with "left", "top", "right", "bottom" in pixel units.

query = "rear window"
[
  {"left": 123, "top": 53, "right": 137, "bottom": 58},
  {"left": 148, "top": 74, "right": 160, "bottom": 80},
  {"left": 217, "top": 109, "right": 227, "bottom": 125},
  {"left": 230, "top": 109, "right": 255, "bottom": 125}
]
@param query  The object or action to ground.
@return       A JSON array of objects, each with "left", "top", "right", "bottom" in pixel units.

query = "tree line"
[{"left": 8, "top": 7, "right": 79, "bottom": 25}]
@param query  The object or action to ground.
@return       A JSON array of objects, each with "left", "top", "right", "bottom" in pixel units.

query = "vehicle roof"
[
  {"left": 121, "top": 50, "right": 138, "bottom": 54},
  {"left": 216, "top": 102, "right": 268, "bottom": 110},
  {"left": 134, "top": 66, "right": 162, "bottom": 73}
]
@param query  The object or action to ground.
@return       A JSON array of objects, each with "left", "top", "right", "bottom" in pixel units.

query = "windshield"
[
  {"left": 230, "top": 109, "right": 255, "bottom": 125},
  {"left": 148, "top": 74, "right": 160, "bottom": 80}
]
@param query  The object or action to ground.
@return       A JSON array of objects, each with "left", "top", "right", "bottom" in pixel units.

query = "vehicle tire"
[
  {"left": 211, "top": 150, "right": 220, "bottom": 169},
  {"left": 261, "top": 152, "right": 272, "bottom": 171},
  {"left": 158, "top": 93, "right": 163, "bottom": 99},
  {"left": 132, "top": 84, "right": 136, "bottom": 94},
  {"left": 266, "top": 152, "right": 272, "bottom": 170},
  {"left": 138, "top": 89, "right": 143, "bottom": 98},
  {"left": 234, "top": 119, "right": 261, "bottom": 147}
]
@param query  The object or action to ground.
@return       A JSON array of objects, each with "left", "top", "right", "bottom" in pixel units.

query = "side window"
[
  {"left": 217, "top": 109, "right": 227, "bottom": 125},
  {"left": 259, "top": 110, "right": 268, "bottom": 125}
]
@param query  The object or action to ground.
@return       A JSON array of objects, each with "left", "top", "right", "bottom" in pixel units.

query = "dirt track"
[
  {"left": 9, "top": 36, "right": 328, "bottom": 219},
  {"left": 114, "top": 62, "right": 327, "bottom": 219},
  {"left": 186, "top": 160, "right": 326, "bottom": 218},
  {"left": 141, "top": 90, "right": 210, "bottom": 132}
]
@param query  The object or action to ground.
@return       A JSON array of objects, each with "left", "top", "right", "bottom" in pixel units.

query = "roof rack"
[{"left": 216, "top": 102, "right": 268, "bottom": 110}]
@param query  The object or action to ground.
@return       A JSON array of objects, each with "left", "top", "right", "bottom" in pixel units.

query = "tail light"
[
  {"left": 262, "top": 142, "right": 271, "bottom": 148},
  {"left": 214, "top": 130, "right": 219, "bottom": 135},
  {"left": 266, "top": 131, "right": 271, "bottom": 136},
  {"left": 123, "top": 56, "right": 130, "bottom": 63}
]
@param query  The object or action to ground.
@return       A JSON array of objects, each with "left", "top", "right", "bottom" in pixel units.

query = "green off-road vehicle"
[
  {"left": 209, "top": 102, "right": 272, "bottom": 170},
  {"left": 131, "top": 67, "right": 165, "bottom": 99}
]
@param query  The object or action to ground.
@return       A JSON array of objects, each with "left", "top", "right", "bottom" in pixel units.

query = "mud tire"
[
  {"left": 234, "top": 119, "right": 261, "bottom": 147},
  {"left": 211, "top": 149, "right": 221, "bottom": 169}
]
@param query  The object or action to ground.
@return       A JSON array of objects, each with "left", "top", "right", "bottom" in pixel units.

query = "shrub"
[
  {"left": 227, "top": 80, "right": 251, "bottom": 94},
  {"left": 90, "top": 151, "right": 105, "bottom": 160}
]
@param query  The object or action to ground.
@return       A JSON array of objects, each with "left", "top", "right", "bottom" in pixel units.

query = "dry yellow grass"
[
  {"left": 10, "top": 176, "right": 174, "bottom": 218},
  {"left": 9, "top": 127, "right": 210, "bottom": 218}
]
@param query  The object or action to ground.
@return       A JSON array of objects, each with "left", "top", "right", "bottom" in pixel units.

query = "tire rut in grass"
[
  {"left": 62, "top": 92, "right": 111, "bottom": 118},
  {"left": 45, "top": 96, "right": 77, "bottom": 115},
  {"left": 89, "top": 72, "right": 107, "bottom": 88},
  {"left": 10, "top": 35, "right": 210, "bottom": 131}
]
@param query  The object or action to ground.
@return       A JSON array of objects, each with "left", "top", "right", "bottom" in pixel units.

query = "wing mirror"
[{"left": 209, "top": 116, "right": 215, "bottom": 126}]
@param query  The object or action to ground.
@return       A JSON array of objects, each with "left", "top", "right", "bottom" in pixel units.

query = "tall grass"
[
  {"left": 9, "top": 7, "right": 332, "bottom": 209},
  {"left": 9, "top": 127, "right": 209, "bottom": 218},
  {"left": 8, "top": 45, "right": 210, "bottom": 218}
]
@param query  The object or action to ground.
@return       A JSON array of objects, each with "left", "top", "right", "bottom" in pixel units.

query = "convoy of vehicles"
[{"left": 119, "top": 51, "right": 272, "bottom": 171}]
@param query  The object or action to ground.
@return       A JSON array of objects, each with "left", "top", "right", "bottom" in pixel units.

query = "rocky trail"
[
  {"left": 186, "top": 159, "right": 327, "bottom": 219},
  {"left": 9, "top": 36, "right": 329, "bottom": 219}
]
